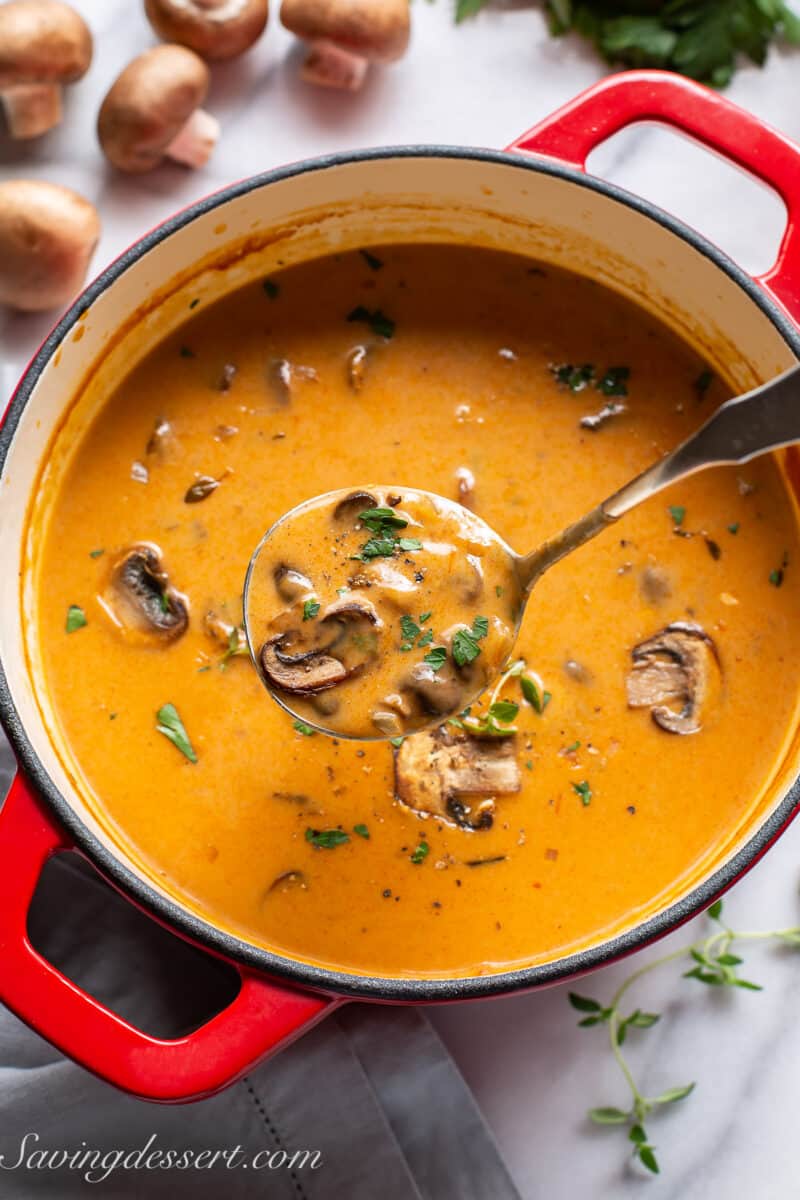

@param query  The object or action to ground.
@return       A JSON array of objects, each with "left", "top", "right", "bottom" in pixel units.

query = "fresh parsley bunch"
[{"left": 456, "top": 1, "right": 800, "bottom": 87}]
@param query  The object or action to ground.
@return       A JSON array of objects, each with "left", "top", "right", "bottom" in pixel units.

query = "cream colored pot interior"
[{"left": 3, "top": 153, "right": 798, "bottom": 950}]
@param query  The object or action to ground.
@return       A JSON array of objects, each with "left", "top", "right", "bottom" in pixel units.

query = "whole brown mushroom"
[
  {"left": 97, "top": 44, "right": 219, "bottom": 173},
  {"left": 280, "top": 0, "right": 410, "bottom": 91},
  {"left": 144, "top": 0, "right": 269, "bottom": 62},
  {"left": 0, "top": 180, "right": 100, "bottom": 312},
  {"left": 0, "top": 0, "right": 92, "bottom": 139}
]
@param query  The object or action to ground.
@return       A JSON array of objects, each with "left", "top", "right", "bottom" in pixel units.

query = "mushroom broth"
[
  {"left": 32, "top": 244, "right": 800, "bottom": 978},
  {"left": 245, "top": 487, "right": 522, "bottom": 738}
]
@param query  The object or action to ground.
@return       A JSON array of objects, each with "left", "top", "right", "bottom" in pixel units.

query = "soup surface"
[{"left": 32, "top": 244, "right": 800, "bottom": 979}]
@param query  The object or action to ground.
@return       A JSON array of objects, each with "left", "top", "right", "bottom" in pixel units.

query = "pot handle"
[
  {"left": 0, "top": 772, "right": 338, "bottom": 1103},
  {"left": 507, "top": 69, "right": 800, "bottom": 323}
]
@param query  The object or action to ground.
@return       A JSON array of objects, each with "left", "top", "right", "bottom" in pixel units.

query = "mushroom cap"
[
  {"left": 280, "top": 0, "right": 410, "bottom": 62},
  {"left": 0, "top": 180, "right": 99, "bottom": 312},
  {"left": 144, "top": 0, "right": 268, "bottom": 62},
  {"left": 97, "top": 44, "right": 210, "bottom": 173},
  {"left": 0, "top": 0, "right": 93, "bottom": 87}
]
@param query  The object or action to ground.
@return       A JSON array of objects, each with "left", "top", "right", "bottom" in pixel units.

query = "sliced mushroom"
[
  {"left": 402, "top": 661, "right": 465, "bottom": 716},
  {"left": 346, "top": 344, "right": 369, "bottom": 391},
  {"left": 274, "top": 563, "right": 314, "bottom": 602},
  {"left": 264, "top": 870, "right": 308, "bottom": 898},
  {"left": 106, "top": 543, "right": 188, "bottom": 643},
  {"left": 626, "top": 622, "right": 720, "bottom": 735},
  {"left": 146, "top": 417, "right": 174, "bottom": 458},
  {"left": 261, "top": 633, "right": 349, "bottom": 695},
  {"left": 267, "top": 357, "right": 318, "bottom": 404},
  {"left": 333, "top": 490, "right": 378, "bottom": 523},
  {"left": 394, "top": 726, "right": 521, "bottom": 830},
  {"left": 204, "top": 611, "right": 247, "bottom": 656},
  {"left": 455, "top": 466, "right": 476, "bottom": 510},
  {"left": 371, "top": 709, "right": 403, "bottom": 737}
]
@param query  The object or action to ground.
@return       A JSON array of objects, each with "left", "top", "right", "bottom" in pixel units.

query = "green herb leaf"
[
  {"left": 489, "top": 699, "right": 519, "bottom": 723},
  {"left": 155, "top": 703, "right": 197, "bottom": 763},
  {"left": 353, "top": 823, "right": 370, "bottom": 839},
  {"left": 669, "top": 504, "right": 686, "bottom": 527},
  {"left": 472, "top": 614, "right": 489, "bottom": 639},
  {"left": 306, "top": 827, "right": 349, "bottom": 849},
  {"left": 452, "top": 628, "right": 482, "bottom": 667},
  {"left": 770, "top": 567, "right": 784, "bottom": 587},
  {"left": 88, "top": 548, "right": 105, "bottom": 559},
  {"left": 418, "top": 629, "right": 433, "bottom": 647},
  {"left": 568, "top": 992, "right": 602, "bottom": 1013},
  {"left": 390, "top": 736, "right": 405, "bottom": 748},
  {"left": 638, "top": 1145, "right": 659, "bottom": 1175},
  {"left": 347, "top": 306, "right": 395, "bottom": 339},
  {"left": 727, "top": 522, "right": 740, "bottom": 535},
  {"left": 401, "top": 614, "right": 421, "bottom": 641},
  {"left": 397, "top": 537, "right": 422, "bottom": 552},
  {"left": 293, "top": 720, "right": 316, "bottom": 736},
  {"left": 359, "top": 506, "right": 409, "bottom": 534},
  {"left": 359, "top": 249, "right": 383, "bottom": 271},
  {"left": 424, "top": 647, "right": 448, "bottom": 671},
  {"left": 653, "top": 1083, "right": 695, "bottom": 1105},
  {"left": 552, "top": 362, "right": 594, "bottom": 392},
  {"left": 303, "top": 599, "right": 321, "bottom": 621},
  {"left": 573, "top": 779, "right": 592, "bottom": 806},
  {"left": 596, "top": 365, "right": 629, "bottom": 397},
  {"left": 589, "top": 1107, "right": 629, "bottom": 1125},
  {"left": 419, "top": 610, "right": 432, "bottom": 623},
  {"left": 410, "top": 840, "right": 430, "bottom": 865},
  {"left": 708, "top": 899, "right": 724, "bottom": 920},
  {"left": 65, "top": 605, "right": 87, "bottom": 633}
]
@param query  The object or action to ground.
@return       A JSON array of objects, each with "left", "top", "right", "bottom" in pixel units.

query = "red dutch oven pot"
[{"left": 2, "top": 70, "right": 800, "bottom": 1104}]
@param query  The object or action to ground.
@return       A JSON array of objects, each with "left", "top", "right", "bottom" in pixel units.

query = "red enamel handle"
[
  {"left": 507, "top": 69, "right": 800, "bottom": 324},
  {"left": 0, "top": 773, "right": 338, "bottom": 1103}
]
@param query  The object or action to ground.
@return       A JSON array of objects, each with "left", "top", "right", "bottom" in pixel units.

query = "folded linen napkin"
[{"left": 0, "top": 740, "right": 521, "bottom": 1200}]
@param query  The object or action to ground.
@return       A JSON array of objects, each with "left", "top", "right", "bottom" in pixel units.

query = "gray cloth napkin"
[{"left": 0, "top": 741, "right": 521, "bottom": 1199}]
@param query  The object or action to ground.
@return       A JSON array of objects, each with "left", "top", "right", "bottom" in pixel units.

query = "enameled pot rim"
[{"left": 2, "top": 144, "right": 799, "bottom": 1003}]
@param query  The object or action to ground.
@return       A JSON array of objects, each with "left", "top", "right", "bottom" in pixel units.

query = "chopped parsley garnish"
[
  {"left": 552, "top": 362, "right": 595, "bottom": 392},
  {"left": 573, "top": 780, "right": 592, "bottom": 806},
  {"left": 419, "top": 611, "right": 432, "bottom": 623},
  {"left": 400, "top": 614, "right": 421, "bottom": 641},
  {"left": 397, "top": 537, "right": 422, "bottom": 552},
  {"left": 359, "top": 249, "right": 384, "bottom": 271},
  {"left": 303, "top": 599, "right": 321, "bottom": 621},
  {"left": 353, "top": 823, "right": 370, "bottom": 839},
  {"left": 306, "top": 828, "right": 349, "bottom": 849},
  {"left": 669, "top": 505, "right": 686, "bottom": 527},
  {"left": 263, "top": 279, "right": 279, "bottom": 299},
  {"left": 695, "top": 369, "right": 713, "bottom": 395},
  {"left": 352, "top": 534, "right": 421, "bottom": 562},
  {"left": 155, "top": 703, "right": 197, "bottom": 763},
  {"left": 347, "top": 306, "right": 395, "bottom": 339},
  {"left": 495, "top": 585, "right": 504, "bottom": 598},
  {"left": 596, "top": 366, "right": 629, "bottom": 397},
  {"left": 564, "top": 740, "right": 581, "bottom": 753},
  {"left": 359, "top": 506, "right": 409, "bottom": 534},
  {"left": 410, "top": 840, "right": 430, "bottom": 865},
  {"left": 424, "top": 646, "right": 447, "bottom": 671},
  {"left": 88, "top": 548, "right": 105, "bottom": 559},
  {"left": 451, "top": 616, "right": 488, "bottom": 667},
  {"left": 390, "top": 736, "right": 405, "bottom": 748},
  {"left": 65, "top": 605, "right": 87, "bottom": 633},
  {"left": 293, "top": 720, "right": 316, "bottom": 736},
  {"left": 770, "top": 568, "right": 784, "bottom": 587},
  {"left": 418, "top": 629, "right": 433, "bottom": 647},
  {"left": 727, "top": 522, "right": 740, "bottom": 535}
]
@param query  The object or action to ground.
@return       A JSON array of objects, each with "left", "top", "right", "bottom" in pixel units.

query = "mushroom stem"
[
  {"left": 1, "top": 82, "right": 62, "bottom": 138},
  {"left": 165, "top": 106, "right": 220, "bottom": 167},
  {"left": 300, "top": 40, "right": 369, "bottom": 91}
]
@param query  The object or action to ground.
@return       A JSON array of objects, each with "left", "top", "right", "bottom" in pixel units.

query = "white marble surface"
[{"left": 3, "top": 2, "right": 800, "bottom": 1196}]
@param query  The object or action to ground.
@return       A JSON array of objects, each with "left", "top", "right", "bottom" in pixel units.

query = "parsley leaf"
[
  {"left": 155, "top": 703, "right": 197, "bottom": 763},
  {"left": 303, "top": 599, "right": 320, "bottom": 620},
  {"left": 306, "top": 827, "right": 349, "bottom": 849},
  {"left": 293, "top": 720, "right": 316, "bottom": 736},
  {"left": 410, "top": 840, "right": 430, "bottom": 864},
  {"left": 452, "top": 628, "right": 481, "bottom": 666},
  {"left": 359, "top": 507, "right": 409, "bottom": 534},
  {"left": 353, "top": 823, "right": 370, "bottom": 839},
  {"left": 424, "top": 646, "right": 447, "bottom": 671},
  {"left": 65, "top": 605, "right": 87, "bottom": 633},
  {"left": 669, "top": 504, "right": 686, "bottom": 527},
  {"left": 401, "top": 614, "right": 421, "bottom": 642},
  {"left": 489, "top": 699, "right": 519, "bottom": 723},
  {"left": 347, "top": 306, "right": 395, "bottom": 339},
  {"left": 573, "top": 779, "right": 592, "bottom": 806},
  {"left": 472, "top": 614, "right": 489, "bottom": 639}
]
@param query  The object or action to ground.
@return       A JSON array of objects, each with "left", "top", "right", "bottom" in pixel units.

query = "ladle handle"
[{"left": 518, "top": 365, "right": 800, "bottom": 591}]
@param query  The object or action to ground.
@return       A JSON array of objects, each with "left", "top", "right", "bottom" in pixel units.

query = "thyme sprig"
[{"left": 569, "top": 898, "right": 800, "bottom": 1174}]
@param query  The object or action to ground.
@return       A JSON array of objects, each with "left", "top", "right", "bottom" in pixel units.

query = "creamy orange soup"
[{"left": 31, "top": 244, "right": 800, "bottom": 979}]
